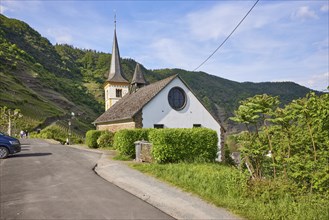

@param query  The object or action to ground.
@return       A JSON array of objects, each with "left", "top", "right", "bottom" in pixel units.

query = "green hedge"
[
  {"left": 149, "top": 128, "right": 218, "bottom": 163},
  {"left": 113, "top": 129, "right": 150, "bottom": 157},
  {"left": 32, "top": 124, "right": 83, "bottom": 144},
  {"left": 85, "top": 130, "right": 103, "bottom": 148},
  {"left": 97, "top": 131, "right": 114, "bottom": 148}
]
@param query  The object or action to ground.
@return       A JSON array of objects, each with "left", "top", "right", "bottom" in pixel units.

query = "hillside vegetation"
[{"left": 0, "top": 14, "right": 316, "bottom": 135}]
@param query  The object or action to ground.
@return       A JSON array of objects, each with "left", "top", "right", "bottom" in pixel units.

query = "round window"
[{"left": 168, "top": 87, "right": 186, "bottom": 110}]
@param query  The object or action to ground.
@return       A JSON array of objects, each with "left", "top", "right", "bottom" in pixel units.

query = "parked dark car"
[{"left": 0, "top": 132, "right": 21, "bottom": 159}]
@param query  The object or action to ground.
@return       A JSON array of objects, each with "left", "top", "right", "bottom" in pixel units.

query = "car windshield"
[{"left": 0, "top": 132, "right": 9, "bottom": 136}]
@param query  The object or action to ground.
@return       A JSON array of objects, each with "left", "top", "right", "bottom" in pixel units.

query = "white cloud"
[
  {"left": 320, "top": 4, "right": 329, "bottom": 12},
  {"left": 0, "top": 4, "right": 8, "bottom": 13},
  {"left": 186, "top": 3, "right": 250, "bottom": 41},
  {"left": 0, "top": 0, "right": 41, "bottom": 13},
  {"left": 299, "top": 72, "right": 329, "bottom": 91},
  {"left": 46, "top": 28, "right": 73, "bottom": 44},
  {"left": 292, "top": 6, "right": 318, "bottom": 20},
  {"left": 148, "top": 38, "right": 195, "bottom": 69}
]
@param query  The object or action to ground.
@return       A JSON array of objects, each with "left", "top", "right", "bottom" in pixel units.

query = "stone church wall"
[
  {"left": 133, "top": 111, "right": 143, "bottom": 128},
  {"left": 97, "top": 121, "right": 136, "bottom": 132}
]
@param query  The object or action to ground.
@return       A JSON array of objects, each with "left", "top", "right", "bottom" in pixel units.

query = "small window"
[
  {"left": 193, "top": 124, "right": 202, "bottom": 128},
  {"left": 116, "top": 89, "right": 122, "bottom": 98},
  {"left": 168, "top": 87, "right": 186, "bottom": 110},
  {"left": 154, "top": 124, "right": 164, "bottom": 129}
]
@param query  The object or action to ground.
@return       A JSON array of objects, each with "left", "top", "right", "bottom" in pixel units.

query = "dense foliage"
[
  {"left": 149, "top": 128, "right": 218, "bottom": 163},
  {"left": 112, "top": 128, "right": 218, "bottom": 162},
  {"left": 113, "top": 129, "right": 150, "bottom": 157},
  {"left": 97, "top": 131, "right": 114, "bottom": 148},
  {"left": 85, "top": 130, "right": 103, "bottom": 148},
  {"left": 230, "top": 92, "right": 329, "bottom": 194}
]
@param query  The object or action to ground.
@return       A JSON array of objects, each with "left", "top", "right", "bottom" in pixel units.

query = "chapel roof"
[{"left": 94, "top": 74, "right": 177, "bottom": 124}]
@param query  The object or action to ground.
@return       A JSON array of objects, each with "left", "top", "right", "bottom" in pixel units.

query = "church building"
[{"left": 93, "top": 22, "right": 225, "bottom": 160}]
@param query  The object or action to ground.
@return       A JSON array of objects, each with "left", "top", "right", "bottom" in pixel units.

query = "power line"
[{"left": 193, "top": 0, "right": 260, "bottom": 71}]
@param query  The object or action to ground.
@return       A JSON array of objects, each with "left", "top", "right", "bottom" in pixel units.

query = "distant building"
[{"left": 93, "top": 22, "right": 225, "bottom": 160}]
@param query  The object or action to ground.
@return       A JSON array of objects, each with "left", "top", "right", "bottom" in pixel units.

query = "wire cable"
[{"left": 193, "top": 0, "right": 260, "bottom": 71}]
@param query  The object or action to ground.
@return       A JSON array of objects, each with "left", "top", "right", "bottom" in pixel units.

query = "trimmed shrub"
[
  {"left": 85, "top": 130, "right": 102, "bottom": 148},
  {"left": 97, "top": 131, "right": 114, "bottom": 148},
  {"left": 149, "top": 128, "right": 218, "bottom": 163},
  {"left": 113, "top": 129, "right": 150, "bottom": 157}
]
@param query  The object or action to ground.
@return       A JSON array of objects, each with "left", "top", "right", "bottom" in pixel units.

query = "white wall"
[
  {"left": 105, "top": 84, "right": 129, "bottom": 110},
  {"left": 142, "top": 77, "right": 222, "bottom": 157},
  {"left": 107, "top": 85, "right": 129, "bottom": 98}
]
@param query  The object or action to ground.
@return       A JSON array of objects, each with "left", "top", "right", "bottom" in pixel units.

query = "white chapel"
[{"left": 93, "top": 22, "right": 225, "bottom": 159}]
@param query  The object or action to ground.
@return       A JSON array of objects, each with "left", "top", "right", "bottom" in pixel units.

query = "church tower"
[
  {"left": 130, "top": 63, "right": 147, "bottom": 93},
  {"left": 104, "top": 18, "right": 129, "bottom": 111}
]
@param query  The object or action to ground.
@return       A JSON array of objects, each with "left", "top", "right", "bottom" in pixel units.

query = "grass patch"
[
  {"left": 130, "top": 163, "right": 329, "bottom": 220},
  {"left": 113, "top": 154, "right": 132, "bottom": 161}
]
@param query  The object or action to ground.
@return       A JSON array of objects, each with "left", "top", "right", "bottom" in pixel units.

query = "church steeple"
[
  {"left": 104, "top": 16, "right": 130, "bottom": 111},
  {"left": 130, "top": 63, "right": 147, "bottom": 93},
  {"left": 106, "top": 17, "right": 128, "bottom": 83}
]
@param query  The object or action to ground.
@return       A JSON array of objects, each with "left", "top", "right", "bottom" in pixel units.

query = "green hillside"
[
  {"left": 0, "top": 14, "right": 101, "bottom": 135},
  {"left": 0, "top": 14, "right": 315, "bottom": 135}
]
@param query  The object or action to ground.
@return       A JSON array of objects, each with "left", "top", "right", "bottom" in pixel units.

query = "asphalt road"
[{"left": 0, "top": 139, "right": 173, "bottom": 220}]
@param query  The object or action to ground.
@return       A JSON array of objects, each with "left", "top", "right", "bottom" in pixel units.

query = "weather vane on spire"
[{"left": 114, "top": 9, "right": 117, "bottom": 29}]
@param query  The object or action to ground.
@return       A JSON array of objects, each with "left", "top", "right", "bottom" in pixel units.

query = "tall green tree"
[
  {"left": 0, "top": 106, "right": 22, "bottom": 136},
  {"left": 231, "top": 94, "right": 279, "bottom": 179},
  {"left": 231, "top": 92, "right": 329, "bottom": 193}
]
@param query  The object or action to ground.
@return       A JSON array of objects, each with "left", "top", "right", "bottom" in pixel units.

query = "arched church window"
[{"left": 168, "top": 87, "right": 186, "bottom": 110}]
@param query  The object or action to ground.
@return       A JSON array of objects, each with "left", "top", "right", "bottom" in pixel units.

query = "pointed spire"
[
  {"left": 132, "top": 63, "right": 146, "bottom": 85},
  {"left": 130, "top": 63, "right": 147, "bottom": 93},
  {"left": 106, "top": 15, "right": 128, "bottom": 83}
]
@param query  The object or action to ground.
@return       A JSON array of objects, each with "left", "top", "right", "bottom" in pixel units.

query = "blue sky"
[{"left": 1, "top": 0, "right": 328, "bottom": 91}]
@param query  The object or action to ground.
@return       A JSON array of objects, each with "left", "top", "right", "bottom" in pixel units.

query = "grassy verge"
[
  {"left": 130, "top": 163, "right": 328, "bottom": 220},
  {"left": 30, "top": 124, "right": 84, "bottom": 144}
]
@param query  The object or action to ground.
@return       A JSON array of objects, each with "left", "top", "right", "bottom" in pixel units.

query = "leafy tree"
[
  {"left": 0, "top": 106, "right": 22, "bottom": 135},
  {"left": 230, "top": 94, "right": 279, "bottom": 178},
  {"left": 231, "top": 92, "right": 329, "bottom": 194}
]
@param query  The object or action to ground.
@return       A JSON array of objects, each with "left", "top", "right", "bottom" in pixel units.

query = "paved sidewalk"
[{"left": 94, "top": 153, "right": 243, "bottom": 220}]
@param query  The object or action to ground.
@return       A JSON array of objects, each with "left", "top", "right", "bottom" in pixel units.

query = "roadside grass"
[
  {"left": 130, "top": 163, "right": 329, "bottom": 220},
  {"left": 113, "top": 154, "right": 132, "bottom": 161}
]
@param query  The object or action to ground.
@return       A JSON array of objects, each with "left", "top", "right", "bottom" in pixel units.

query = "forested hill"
[{"left": 0, "top": 14, "right": 315, "bottom": 133}]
